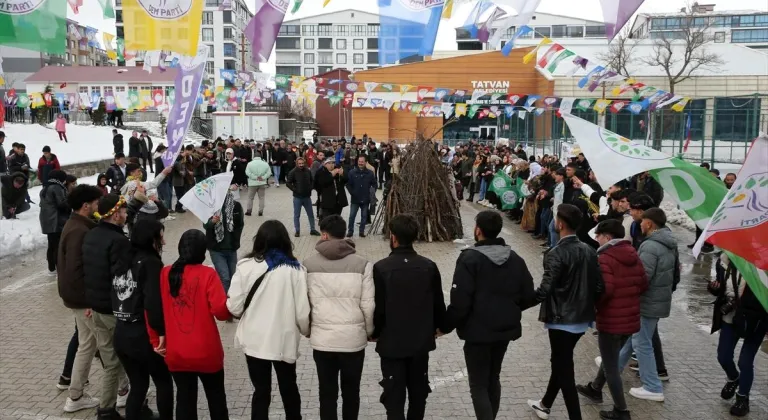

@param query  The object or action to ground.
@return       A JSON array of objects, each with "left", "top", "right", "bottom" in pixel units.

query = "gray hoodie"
[{"left": 637, "top": 227, "right": 678, "bottom": 318}]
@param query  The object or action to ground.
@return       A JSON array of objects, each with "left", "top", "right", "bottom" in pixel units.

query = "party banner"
[
  {"left": 179, "top": 172, "right": 235, "bottom": 223},
  {"left": 245, "top": 0, "right": 288, "bottom": 62},
  {"left": 122, "top": 0, "right": 203, "bottom": 56},
  {"left": 162, "top": 44, "right": 209, "bottom": 167},
  {"left": 98, "top": 0, "right": 115, "bottom": 18},
  {"left": 103, "top": 33, "right": 117, "bottom": 60},
  {"left": 600, "top": 0, "right": 645, "bottom": 41},
  {"left": 378, "top": 0, "right": 444, "bottom": 65},
  {"left": 85, "top": 26, "right": 99, "bottom": 47},
  {"left": 0, "top": 0, "right": 67, "bottom": 54}
]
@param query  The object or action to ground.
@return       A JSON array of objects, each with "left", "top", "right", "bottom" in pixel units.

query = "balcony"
[{"left": 276, "top": 52, "right": 301, "bottom": 65}]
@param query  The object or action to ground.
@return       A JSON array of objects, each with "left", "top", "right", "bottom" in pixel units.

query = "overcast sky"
[{"left": 72, "top": 0, "right": 768, "bottom": 73}]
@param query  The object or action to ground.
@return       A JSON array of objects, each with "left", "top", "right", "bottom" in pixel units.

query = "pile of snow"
[{"left": 661, "top": 200, "right": 696, "bottom": 231}]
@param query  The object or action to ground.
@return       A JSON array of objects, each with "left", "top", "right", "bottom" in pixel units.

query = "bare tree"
[
  {"left": 597, "top": 27, "right": 637, "bottom": 77},
  {"left": 641, "top": 4, "right": 724, "bottom": 95}
]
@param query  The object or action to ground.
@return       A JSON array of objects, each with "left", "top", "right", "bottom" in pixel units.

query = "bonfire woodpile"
[{"left": 368, "top": 135, "right": 463, "bottom": 242}]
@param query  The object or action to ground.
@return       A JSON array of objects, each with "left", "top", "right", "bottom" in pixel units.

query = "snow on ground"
[{"left": 661, "top": 200, "right": 696, "bottom": 232}]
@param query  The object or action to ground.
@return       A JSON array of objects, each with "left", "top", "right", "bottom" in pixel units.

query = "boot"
[
  {"left": 730, "top": 394, "right": 749, "bottom": 417},
  {"left": 141, "top": 400, "right": 160, "bottom": 420},
  {"left": 576, "top": 382, "right": 603, "bottom": 403},
  {"left": 721, "top": 378, "right": 738, "bottom": 400},
  {"left": 599, "top": 408, "right": 631, "bottom": 420},
  {"left": 96, "top": 407, "right": 125, "bottom": 420}
]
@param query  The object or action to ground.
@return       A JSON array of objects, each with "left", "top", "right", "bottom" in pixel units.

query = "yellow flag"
[
  {"left": 30, "top": 93, "right": 45, "bottom": 108},
  {"left": 103, "top": 33, "right": 117, "bottom": 60},
  {"left": 122, "top": 0, "right": 203, "bottom": 56},
  {"left": 323, "top": 0, "right": 331, "bottom": 6},
  {"left": 671, "top": 97, "right": 690, "bottom": 112},
  {"left": 456, "top": 103, "right": 467, "bottom": 117},
  {"left": 442, "top": 0, "right": 454, "bottom": 18},
  {"left": 0, "top": 75, "right": 4, "bottom": 86},
  {"left": 140, "top": 88, "right": 152, "bottom": 109},
  {"left": 593, "top": 99, "right": 612, "bottom": 114},
  {"left": 523, "top": 38, "right": 552, "bottom": 65}
]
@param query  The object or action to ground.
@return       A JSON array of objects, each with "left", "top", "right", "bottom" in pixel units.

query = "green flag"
[
  {"left": 98, "top": 0, "right": 115, "bottom": 18},
  {"left": 0, "top": 0, "right": 67, "bottom": 54},
  {"left": 116, "top": 37, "right": 125, "bottom": 61},
  {"left": 16, "top": 93, "right": 29, "bottom": 108},
  {"left": 488, "top": 172, "right": 523, "bottom": 210}
]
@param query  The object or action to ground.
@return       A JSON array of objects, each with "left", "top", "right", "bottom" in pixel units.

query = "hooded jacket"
[
  {"left": 37, "top": 154, "right": 61, "bottom": 185},
  {"left": 1, "top": 172, "right": 28, "bottom": 211},
  {"left": 245, "top": 157, "right": 272, "bottom": 187},
  {"left": 113, "top": 133, "right": 124, "bottom": 155},
  {"left": 39, "top": 176, "right": 70, "bottom": 234},
  {"left": 303, "top": 238, "right": 374, "bottom": 352},
  {"left": 83, "top": 221, "right": 134, "bottom": 314},
  {"left": 595, "top": 239, "right": 648, "bottom": 335},
  {"left": 637, "top": 227, "right": 678, "bottom": 319},
  {"left": 58, "top": 213, "right": 98, "bottom": 309},
  {"left": 445, "top": 238, "right": 536, "bottom": 343}
]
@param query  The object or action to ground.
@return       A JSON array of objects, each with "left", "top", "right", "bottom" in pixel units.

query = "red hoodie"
[
  {"left": 151, "top": 264, "right": 231, "bottom": 373},
  {"left": 595, "top": 240, "right": 649, "bottom": 335}
]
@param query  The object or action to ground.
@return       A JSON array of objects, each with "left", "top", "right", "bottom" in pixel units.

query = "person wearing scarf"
[
  {"left": 120, "top": 163, "right": 172, "bottom": 232},
  {"left": 226, "top": 220, "right": 310, "bottom": 420},
  {"left": 204, "top": 190, "right": 244, "bottom": 293}
]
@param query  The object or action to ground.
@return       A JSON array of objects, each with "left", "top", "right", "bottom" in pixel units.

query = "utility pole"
[{"left": 240, "top": 32, "right": 246, "bottom": 72}]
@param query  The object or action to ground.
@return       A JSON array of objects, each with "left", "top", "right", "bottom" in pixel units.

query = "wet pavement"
[{"left": 0, "top": 186, "right": 766, "bottom": 419}]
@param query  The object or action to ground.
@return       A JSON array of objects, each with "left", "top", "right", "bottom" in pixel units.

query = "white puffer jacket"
[
  {"left": 303, "top": 238, "right": 374, "bottom": 352},
  {"left": 226, "top": 257, "right": 310, "bottom": 364}
]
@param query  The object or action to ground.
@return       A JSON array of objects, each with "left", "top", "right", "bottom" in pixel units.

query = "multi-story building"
[
  {"left": 456, "top": 12, "right": 608, "bottom": 51},
  {"left": 275, "top": 9, "right": 382, "bottom": 78},
  {"left": 113, "top": 0, "right": 257, "bottom": 87},
  {"left": 629, "top": 3, "right": 768, "bottom": 50}
]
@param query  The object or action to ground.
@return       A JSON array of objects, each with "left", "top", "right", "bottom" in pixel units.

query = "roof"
[
  {"left": 283, "top": 9, "right": 379, "bottom": 24},
  {"left": 315, "top": 68, "right": 351, "bottom": 79},
  {"left": 25, "top": 66, "right": 178, "bottom": 84},
  {"left": 636, "top": 9, "right": 764, "bottom": 17}
]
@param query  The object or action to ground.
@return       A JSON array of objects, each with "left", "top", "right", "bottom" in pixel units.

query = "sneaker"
[
  {"left": 721, "top": 379, "right": 738, "bottom": 400},
  {"left": 600, "top": 408, "right": 632, "bottom": 420},
  {"left": 594, "top": 356, "right": 602, "bottom": 369},
  {"left": 245, "top": 210, "right": 252, "bottom": 216},
  {"left": 629, "top": 361, "right": 639, "bottom": 371},
  {"left": 48, "top": 270, "right": 57, "bottom": 277},
  {"left": 116, "top": 387, "right": 129, "bottom": 408},
  {"left": 310, "top": 230, "right": 321, "bottom": 236},
  {"left": 629, "top": 387, "right": 664, "bottom": 402},
  {"left": 576, "top": 382, "right": 603, "bottom": 403},
  {"left": 527, "top": 399, "right": 550, "bottom": 419},
  {"left": 359, "top": 233, "right": 366, "bottom": 238},
  {"left": 275, "top": 184, "right": 280, "bottom": 188},
  {"left": 631, "top": 352, "right": 637, "bottom": 361},
  {"left": 294, "top": 232, "right": 300, "bottom": 238},
  {"left": 730, "top": 394, "right": 749, "bottom": 417},
  {"left": 164, "top": 215, "right": 176, "bottom": 221},
  {"left": 63, "top": 394, "right": 100, "bottom": 412},
  {"left": 634, "top": 369, "right": 669, "bottom": 381},
  {"left": 96, "top": 407, "right": 125, "bottom": 420}
]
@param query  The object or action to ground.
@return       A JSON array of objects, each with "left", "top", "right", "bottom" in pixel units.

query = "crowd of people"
[{"left": 1, "top": 128, "right": 765, "bottom": 420}]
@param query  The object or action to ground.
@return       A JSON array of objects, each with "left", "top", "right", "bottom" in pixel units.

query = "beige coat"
[{"left": 303, "top": 239, "right": 375, "bottom": 352}]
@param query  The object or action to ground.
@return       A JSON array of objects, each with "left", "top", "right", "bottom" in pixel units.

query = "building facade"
[
  {"left": 629, "top": 4, "right": 768, "bottom": 50},
  {"left": 113, "top": 0, "right": 257, "bottom": 86},
  {"left": 276, "top": 9, "right": 382, "bottom": 78},
  {"left": 313, "top": 69, "right": 354, "bottom": 138},
  {"left": 456, "top": 12, "right": 608, "bottom": 51}
]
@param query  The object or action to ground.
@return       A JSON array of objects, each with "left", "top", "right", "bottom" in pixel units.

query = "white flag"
[{"left": 179, "top": 172, "right": 235, "bottom": 223}]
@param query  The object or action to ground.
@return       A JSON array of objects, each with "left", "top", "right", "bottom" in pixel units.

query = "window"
[
  {"left": 551, "top": 25, "right": 566, "bottom": 37},
  {"left": 650, "top": 31, "right": 685, "bottom": 40},
  {"left": 458, "top": 41, "right": 483, "bottom": 50},
  {"left": 318, "top": 52, "right": 333, "bottom": 64},
  {"left": 222, "top": 11, "right": 232, "bottom": 24},
  {"left": 223, "top": 43, "right": 236, "bottom": 57},
  {"left": 278, "top": 25, "right": 300, "bottom": 35},
  {"left": 318, "top": 66, "right": 333, "bottom": 74},
  {"left": 714, "top": 31, "right": 725, "bottom": 43},
  {"left": 693, "top": 17, "right": 707, "bottom": 27},
  {"left": 116, "top": 26, "right": 123, "bottom": 38},
  {"left": 202, "top": 11, "right": 213, "bottom": 24},
  {"left": 712, "top": 16, "right": 729, "bottom": 27},
  {"left": 205, "top": 62, "right": 214, "bottom": 74},
  {"left": 651, "top": 18, "right": 665, "bottom": 29},
  {"left": 367, "top": 38, "right": 378, "bottom": 49},
  {"left": 566, "top": 26, "right": 583, "bottom": 38},
  {"left": 224, "top": 59, "right": 236, "bottom": 70},
  {"left": 276, "top": 66, "right": 301, "bottom": 75},
  {"left": 318, "top": 24, "right": 332, "bottom": 36},
  {"left": 367, "top": 24, "right": 380, "bottom": 36},
  {"left": 90, "top": 86, "right": 101, "bottom": 96},
  {"left": 353, "top": 53, "right": 364, "bottom": 64},
  {"left": 304, "top": 39, "right": 314, "bottom": 49},
  {"left": 202, "top": 28, "right": 214, "bottom": 42},
  {"left": 352, "top": 25, "right": 365, "bottom": 36},
  {"left": 276, "top": 37, "right": 300, "bottom": 49},
  {"left": 304, "top": 68, "right": 315, "bottom": 77},
  {"left": 353, "top": 39, "right": 364, "bottom": 50},
  {"left": 665, "top": 18, "right": 681, "bottom": 29},
  {"left": 732, "top": 29, "right": 768, "bottom": 43},
  {"left": 304, "top": 53, "right": 315, "bottom": 64},
  {"left": 336, "top": 25, "right": 348, "bottom": 36},
  {"left": 354, "top": 68, "right": 363, "bottom": 72},
  {"left": 302, "top": 25, "right": 316, "bottom": 36},
  {"left": 207, "top": 45, "right": 214, "bottom": 57},
  {"left": 756, "top": 14, "right": 768, "bottom": 26},
  {"left": 79, "top": 86, "right": 88, "bottom": 94},
  {"left": 66, "top": 53, "right": 70, "bottom": 62},
  {"left": 534, "top": 26, "right": 550, "bottom": 38},
  {"left": 224, "top": 27, "right": 233, "bottom": 40},
  {"left": 367, "top": 52, "right": 378, "bottom": 64},
  {"left": 318, "top": 38, "right": 332, "bottom": 49},
  {"left": 739, "top": 16, "right": 755, "bottom": 27},
  {"left": 585, "top": 25, "right": 606, "bottom": 37},
  {"left": 115, "top": 10, "right": 122, "bottom": 23},
  {"left": 336, "top": 39, "right": 346, "bottom": 49},
  {"left": 336, "top": 53, "right": 347, "bottom": 64},
  {"left": 205, "top": 0, "right": 219, "bottom": 6}
]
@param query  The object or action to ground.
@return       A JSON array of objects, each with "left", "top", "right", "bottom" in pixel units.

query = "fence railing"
[{"left": 2, "top": 106, "right": 165, "bottom": 126}]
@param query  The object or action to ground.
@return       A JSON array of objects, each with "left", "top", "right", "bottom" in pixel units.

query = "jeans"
[
  {"left": 171, "top": 370, "right": 229, "bottom": 420},
  {"left": 717, "top": 321, "right": 767, "bottom": 396},
  {"left": 293, "top": 196, "right": 316, "bottom": 233},
  {"left": 174, "top": 185, "right": 188, "bottom": 211},
  {"left": 246, "top": 356, "right": 302, "bottom": 420},
  {"left": 158, "top": 181, "right": 173, "bottom": 211},
  {"left": 272, "top": 165, "right": 282, "bottom": 185},
  {"left": 379, "top": 354, "right": 431, "bottom": 420},
  {"left": 61, "top": 325, "right": 78, "bottom": 378},
  {"left": 618, "top": 316, "right": 663, "bottom": 394},
  {"left": 541, "top": 329, "right": 583, "bottom": 420},
  {"left": 46, "top": 232, "right": 61, "bottom": 272},
  {"left": 91, "top": 312, "right": 128, "bottom": 409},
  {"left": 313, "top": 350, "right": 365, "bottom": 420},
  {"left": 548, "top": 217, "right": 558, "bottom": 248},
  {"left": 652, "top": 326, "right": 667, "bottom": 372},
  {"left": 210, "top": 250, "right": 238, "bottom": 293},
  {"left": 592, "top": 333, "right": 631, "bottom": 411},
  {"left": 463, "top": 341, "right": 509, "bottom": 420},
  {"left": 247, "top": 185, "right": 266, "bottom": 212},
  {"left": 347, "top": 202, "right": 369, "bottom": 235},
  {"left": 479, "top": 178, "right": 488, "bottom": 201}
]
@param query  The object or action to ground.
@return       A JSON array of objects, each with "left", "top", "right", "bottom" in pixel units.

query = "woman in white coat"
[{"left": 226, "top": 220, "right": 310, "bottom": 420}]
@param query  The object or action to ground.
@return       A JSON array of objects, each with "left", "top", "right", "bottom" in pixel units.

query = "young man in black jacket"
[
  {"left": 286, "top": 157, "right": 320, "bottom": 237},
  {"left": 372, "top": 214, "right": 447, "bottom": 420},
  {"left": 444, "top": 210, "right": 536, "bottom": 420}
]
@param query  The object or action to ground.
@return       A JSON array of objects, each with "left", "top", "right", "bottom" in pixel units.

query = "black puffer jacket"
[
  {"left": 113, "top": 134, "right": 124, "bottom": 155},
  {"left": 286, "top": 166, "right": 313, "bottom": 198},
  {"left": 445, "top": 238, "right": 537, "bottom": 343},
  {"left": 314, "top": 166, "right": 348, "bottom": 210},
  {"left": 1, "top": 172, "right": 28, "bottom": 211},
  {"left": 39, "top": 181, "right": 70, "bottom": 234},
  {"left": 536, "top": 235, "right": 603, "bottom": 325}
]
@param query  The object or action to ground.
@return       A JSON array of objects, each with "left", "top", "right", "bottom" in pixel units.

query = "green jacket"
[{"left": 245, "top": 157, "right": 272, "bottom": 187}]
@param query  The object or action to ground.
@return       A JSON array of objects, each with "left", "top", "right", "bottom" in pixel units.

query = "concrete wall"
[{"left": 30, "top": 158, "right": 114, "bottom": 188}]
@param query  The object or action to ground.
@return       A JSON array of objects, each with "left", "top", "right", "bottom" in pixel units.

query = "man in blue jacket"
[{"left": 346, "top": 155, "right": 376, "bottom": 238}]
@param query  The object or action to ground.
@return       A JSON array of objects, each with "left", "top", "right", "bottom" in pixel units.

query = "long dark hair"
[
  {"left": 245, "top": 220, "right": 295, "bottom": 261},
  {"left": 130, "top": 219, "right": 165, "bottom": 254},
  {"left": 169, "top": 230, "right": 207, "bottom": 298}
]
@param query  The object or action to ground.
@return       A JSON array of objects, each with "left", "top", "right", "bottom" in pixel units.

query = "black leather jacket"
[{"left": 536, "top": 235, "right": 603, "bottom": 325}]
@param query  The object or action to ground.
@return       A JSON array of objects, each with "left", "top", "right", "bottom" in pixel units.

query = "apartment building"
[
  {"left": 113, "top": 0, "right": 258, "bottom": 86},
  {"left": 456, "top": 12, "right": 608, "bottom": 51},
  {"left": 629, "top": 3, "right": 768, "bottom": 50},
  {"left": 275, "top": 9, "right": 382, "bottom": 78}
]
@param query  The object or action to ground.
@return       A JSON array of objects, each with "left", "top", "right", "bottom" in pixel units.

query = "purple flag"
[
  {"left": 600, "top": 0, "right": 645, "bottom": 41},
  {"left": 245, "top": 0, "right": 288, "bottom": 63},
  {"left": 219, "top": 0, "right": 232, "bottom": 10},
  {"left": 162, "top": 45, "right": 209, "bottom": 168}
]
